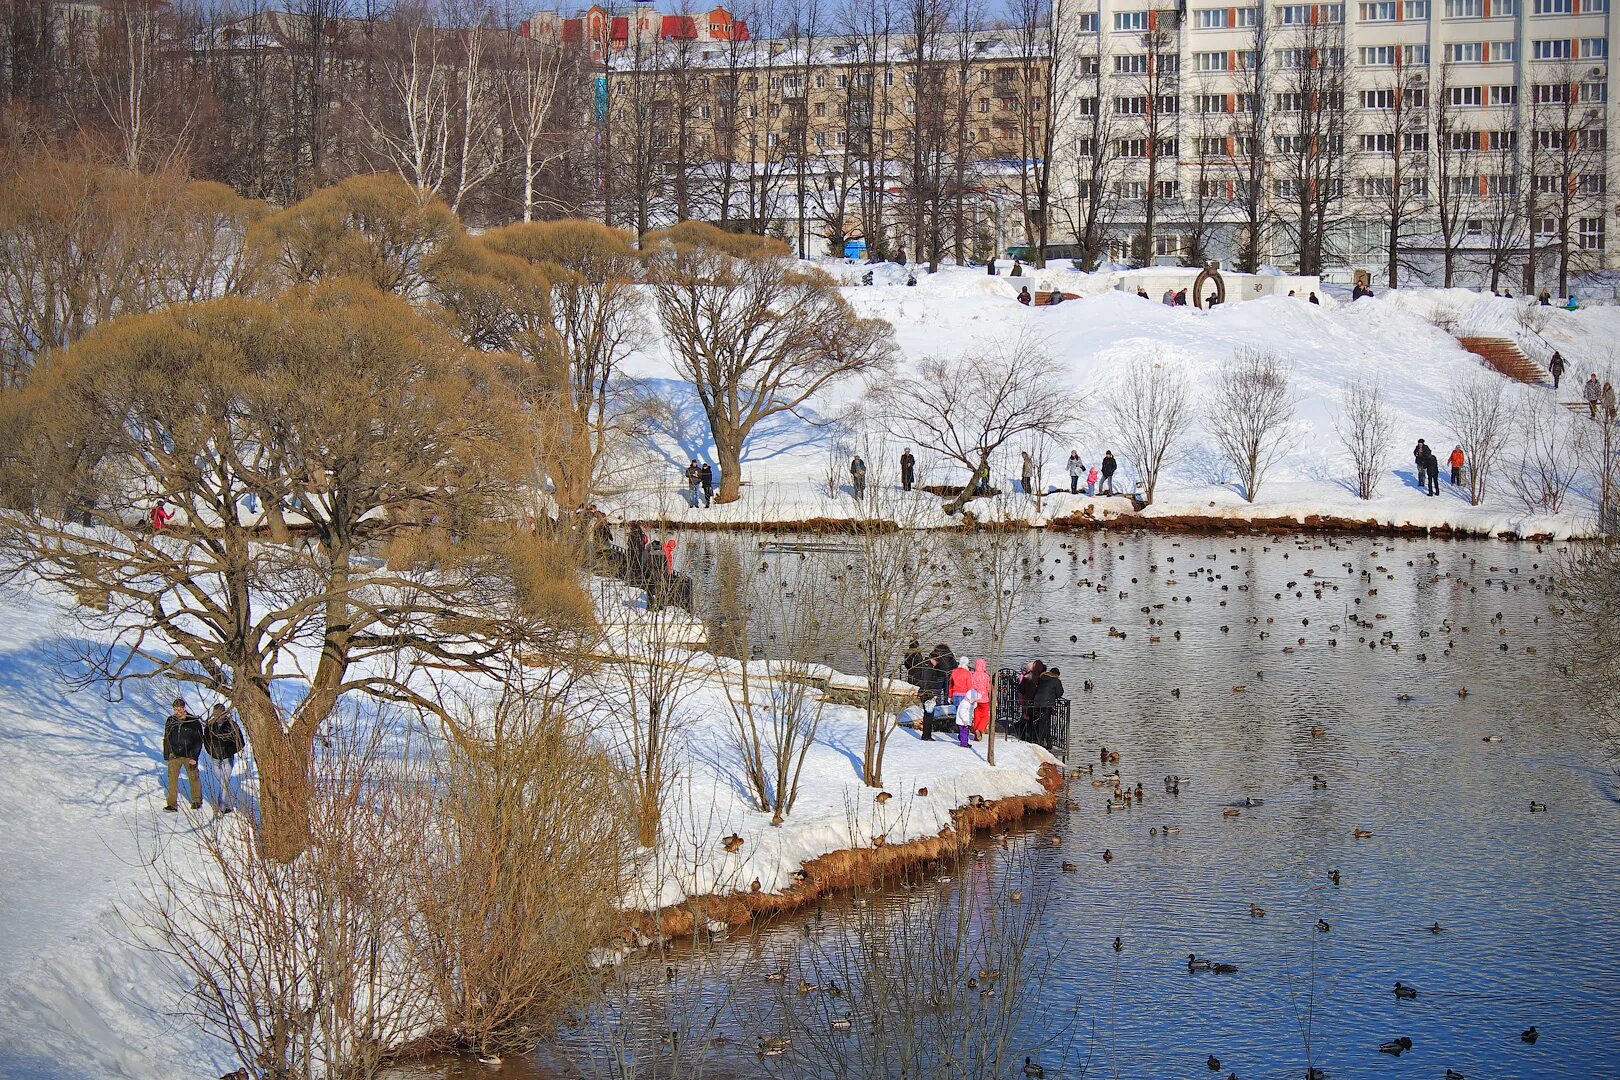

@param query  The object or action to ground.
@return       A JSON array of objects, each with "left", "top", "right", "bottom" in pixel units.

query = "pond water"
[{"left": 414, "top": 532, "right": 1620, "bottom": 1080}]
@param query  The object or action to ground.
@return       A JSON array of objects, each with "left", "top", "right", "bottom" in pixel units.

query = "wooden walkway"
[{"left": 1456, "top": 336, "right": 1551, "bottom": 387}]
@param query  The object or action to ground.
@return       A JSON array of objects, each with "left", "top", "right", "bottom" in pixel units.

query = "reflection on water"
[{"left": 414, "top": 533, "right": 1620, "bottom": 1080}]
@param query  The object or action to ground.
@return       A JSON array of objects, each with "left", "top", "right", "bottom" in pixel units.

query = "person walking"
[
  {"left": 1448, "top": 445, "right": 1465, "bottom": 487},
  {"left": 1584, "top": 374, "right": 1602, "bottom": 419},
  {"left": 201, "top": 702, "right": 245, "bottom": 814},
  {"left": 1604, "top": 381, "right": 1618, "bottom": 425},
  {"left": 1020, "top": 451, "right": 1035, "bottom": 495},
  {"left": 969, "top": 658, "right": 992, "bottom": 740},
  {"left": 1067, "top": 451, "right": 1083, "bottom": 494},
  {"left": 1412, "top": 439, "right": 1429, "bottom": 489},
  {"left": 900, "top": 448, "right": 916, "bottom": 492},
  {"left": 1548, "top": 351, "right": 1565, "bottom": 390},
  {"left": 1100, "top": 451, "right": 1118, "bottom": 495},
  {"left": 684, "top": 459, "right": 703, "bottom": 507},
  {"left": 1017, "top": 287, "right": 1032, "bottom": 306},
  {"left": 699, "top": 463, "right": 714, "bottom": 508},
  {"left": 1422, "top": 445, "right": 1441, "bottom": 496},
  {"left": 850, "top": 455, "right": 868, "bottom": 499},
  {"left": 162, "top": 697, "right": 204, "bottom": 812}
]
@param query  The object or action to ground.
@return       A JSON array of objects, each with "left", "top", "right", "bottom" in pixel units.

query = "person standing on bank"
[
  {"left": 850, "top": 455, "right": 868, "bottom": 499},
  {"left": 1448, "top": 445, "right": 1465, "bottom": 487},
  {"left": 900, "top": 447, "right": 916, "bottom": 492},
  {"left": 1422, "top": 445, "right": 1441, "bottom": 496},
  {"left": 684, "top": 459, "right": 703, "bottom": 507},
  {"left": 1020, "top": 451, "right": 1035, "bottom": 494},
  {"left": 699, "top": 462, "right": 714, "bottom": 508},
  {"left": 1100, "top": 451, "right": 1118, "bottom": 495},
  {"left": 1067, "top": 450, "right": 1083, "bottom": 494},
  {"left": 202, "top": 702, "right": 245, "bottom": 814},
  {"left": 162, "top": 697, "right": 204, "bottom": 812}
]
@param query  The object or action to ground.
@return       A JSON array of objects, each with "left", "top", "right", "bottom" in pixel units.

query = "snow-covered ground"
[
  {"left": 0, "top": 572, "right": 1054, "bottom": 1079},
  {"left": 604, "top": 264, "right": 1620, "bottom": 539}
]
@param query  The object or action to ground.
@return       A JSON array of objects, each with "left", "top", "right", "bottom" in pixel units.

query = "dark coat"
[
  {"left": 902, "top": 648, "right": 926, "bottom": 685},
  {"left": 1100, "top": 454, "right": 1117, "bottom": 478},
  {"left": 1031, "top": 673, "right": 1064, "bottom": 707},
  {"left": 699, "top": 464, "right": 714, "bottom": 490},
  {"left": 203, "top": 714, "right": 245, "bottom": 761},
  {"left": 163, "top": 712, "right": 204, "bottom": 760}
]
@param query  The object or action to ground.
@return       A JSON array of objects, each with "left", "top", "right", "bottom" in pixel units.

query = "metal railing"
[{"left": 994, "top": 668, "right": 1072, "bottom": 758}]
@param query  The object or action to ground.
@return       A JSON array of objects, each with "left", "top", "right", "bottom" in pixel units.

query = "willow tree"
[
  {"left": 0, "top": 280, "right": 591, "bottom": 860},
  {"left": 648, "top": 223, "right": 894, "bottom": 503}
]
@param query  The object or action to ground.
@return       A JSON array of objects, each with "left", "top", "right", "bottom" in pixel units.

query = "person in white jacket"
[
  {"left": 956, "top": 685, "right": 979, "bottom": 747},
  {"left": 1066, "top": 451, "right": 1084, "bottom": 495}
]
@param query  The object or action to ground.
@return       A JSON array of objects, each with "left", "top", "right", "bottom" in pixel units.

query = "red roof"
[
  {"left": 609, "top": 15, "right": 628, "bottom": 40},
  {"left": 661, "top": 14, "right": 697, "bottom": 38}
]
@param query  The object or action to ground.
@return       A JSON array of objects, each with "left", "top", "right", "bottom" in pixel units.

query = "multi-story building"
[{"left": 1054, "top": 0, "right": 1617, "bottom": 285}]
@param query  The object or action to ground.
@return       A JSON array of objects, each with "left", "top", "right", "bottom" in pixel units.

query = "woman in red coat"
[{"left": 969, "top": 659, "right": 992, "bottom": 738}]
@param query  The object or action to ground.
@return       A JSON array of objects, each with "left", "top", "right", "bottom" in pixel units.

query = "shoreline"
[{"left": 634, "top": 760, "right": 1067, "bottom": 939}]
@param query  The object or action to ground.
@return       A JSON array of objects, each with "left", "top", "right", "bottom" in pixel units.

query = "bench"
[{"left": 1032, "top": 291, "right": 1079, "bottom": 306}]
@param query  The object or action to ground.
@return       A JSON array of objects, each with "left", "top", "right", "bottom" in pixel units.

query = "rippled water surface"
[{"left": 420, "top": 532, "right": 1620, "bottom": 1080}]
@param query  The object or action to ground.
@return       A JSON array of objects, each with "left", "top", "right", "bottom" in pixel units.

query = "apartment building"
[{"left": 1058, "top": 0, "right": 1618, "bottom": 282}]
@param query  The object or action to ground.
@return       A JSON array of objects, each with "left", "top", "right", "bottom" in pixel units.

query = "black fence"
[{"left": 995, "top": 668, "right": 1072, "bottom": 759}]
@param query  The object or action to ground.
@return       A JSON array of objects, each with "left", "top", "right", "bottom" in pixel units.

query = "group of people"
[
  {"left": 1016, "top": 286, "right": 1066, "bottom": 307},
  {"left": 1012, "top": 660, "right": 1066, "bottom": 746},
  {"left": 161, "top": 696, "right": 244, "bottom": 813},
  {"left": 877, "top": 449, "right": 1120, "bottom": 499},
  {"left": 1581, "top": 373, "right": 1618, "bottom": 423},
  {"left": 903, "top": 643, "right": 991, "bottom": 748},
  {"left": 682, "top": 460, "right": 716, "bottom": 509},
  {"left": 1411, "top": 439, "right": 1466, "bottom": 496}
]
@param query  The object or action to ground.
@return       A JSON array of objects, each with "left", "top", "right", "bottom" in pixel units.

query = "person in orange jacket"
[
  {"left": 1447, "top": 445, "right": 1465, "bottom": 486},
  {"left": 969, "top": 659, "right": 992, "bottom": 739}
]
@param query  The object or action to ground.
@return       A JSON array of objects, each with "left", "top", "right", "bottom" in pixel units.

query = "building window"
[
  {"left": 1115, "top": 95, "right": 1148, "bottom": 114},
  {"left": 1079, "top": 12, "right": 1099, "bottom": 30},
  {"left": 1451, "top": 85, "right": 1484, "bottom": 106},
  {"left": 1404, "top": 132, "right": 1429, "bottom": 150},
  {"left": 1195, "top": 136, "right": 1226, "bottom": 155},
  {"left": 1360, "top": 133, "right": 1396, "bottom": 152},
  {"left": 1491, "top": 41, "right": 1516, "bottom": 61},
  {"left": 1532, "top": 82, "right": 1568, "bottom": 102},
  {"left": 1533, "top": 39, "right": 1573, "bottom": 59},
  {"left": 1360, "top": 176, "right": 1394, "bottom": 196},
  {"left": 1156, "top": 180, "right": 1180, "bottom": 200},
  {"left": 1361, "top": 88, "right": 1397, "bottom": 108},
  {"left": 1445, "top": 0, "right": 1482, "bottom": 14},
  {"left": 1195, "top": 93, "right": 1231, "bottom": 112},
  {"left": 1490, "top": 84, "right": 1518, "bottom": 104},
  {"left": 1116, "top": 137, "right": 1150, "bottom": 156},
  {"left": 1447, "top": 42, "right": 1484, "bottom": 61},
  {"left": 1115, "top": 54, "right": 1150, "bottom": 73},
  {"left": 1360, "top": 0, "right": 1397, "bottom": 15},
  {"left": 1403, "top": 0, "right": 1429, "bottom": 14},
  {"left": 1115, "top": 10, "right": 1150, "bottom": 30},
  {"left": 1361, "top": 45, "right": 1395, "bottom": 64},
  {"left": 1235, "top": 6, "right": 1260, "bottom": 24},
  {"left": 1580, "top": 80, "right": 1607, "bottom": 102},
  {"left": 1578, "top": 217, "right": 1605, "bottom": 250},
  {"left": 1580, "top": 38, "right": 1606, "bottom": 58},
  {"left": 1195, "top": 7, "right": 1227, "bottom": 26},
  {"left": 1533, "top": 0, "right": 1571, "bottom": 12},
  {"left": 1114, "top": 180, "right": 1148, "bottom": 199},
  {"left": 1195, "top": 50, "right": 1229, "bottom": 70}
]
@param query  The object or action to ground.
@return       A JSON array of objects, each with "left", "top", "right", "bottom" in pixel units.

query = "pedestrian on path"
[
  {"left": 1584, "top": 374, "right": 1602, "bottom": 419},
  {"left": 1020, "top": 451, "right": 1035, "bottom": 494},
  {"left": 1017, "top": 287, "right": 1031, "bottom": 306},
  {"left": 162, "top": 697, "right": 204, "bottom": 812},
  {"left": 1100, "top": 451, "right": 1117, "bottom": 495},
  {"left": 1412, "top": 439, "right": 1429, "bottom": 489},
  {"left": 900, "top": 448, "right": 915, "bottom": 492},
  {"left": 202, "top": 703, "right": 245, "bottom": 814},
  {"left": 1548, "top": 351, "right": 1565, "bottom": 389},
  {"left": 850, "top": 455, "right": 868, "bottom": 499},
  {"left": 1604, "top": 381, "right": 1618, "bottom": 425},
  {"left": 1067, "top": 451, "right": 1083, "bottom": 494}
]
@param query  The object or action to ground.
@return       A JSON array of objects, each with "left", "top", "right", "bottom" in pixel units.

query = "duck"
[
  {"left": 1023, "top": 1056, "right": 1045, "bottom": 1077},
  {"left": 1243, "top": 796, "right": 1264, "bottom": 808},
  {"left": 1165, "top": 825, "right": 1181, "bottom": 835},
  {"left": 1329, "top": 869, "right": 1341, "bottom": 885},
  {"left": 1393, "top": 981, "right": 1418, "bottom": 999},
  {"left": 1061, "top": 861, "right": 1078, "bottom": 873},
  {"left": 1210, "top": 961, "right": 1239, "bottom": 974},
  {"left": 1102, "top": 849, "right": 1113, "bottom": 863},
  {"left": 978, "top": 967, "right": 1001, "bottom": 980},
  {"left": 1521, "top": 1025, "right": 1539, "bottom": 1043},
  {"left": 1353, "top": 828, "right": 1373, "bottom": 838},
  {"left": 1429, "top": 922, "right": 1446, "bottom": 933},
  {"left": 1113, "top": 935, "right": 1123, "bottom": 952},
  {"left": 829, "top": 1016, "right": 853, "bottom": 1031},
  {"left": 1446, "top": 1071, "right": 1467, "bottom": 1079},
  {"left": 1187, "top": 953, "right": 1212, "bottom": 971},
  {"left": 1249, "top": 903, "right": 1266, "bottom": 917},
  {"left": 1380, "top": 1036, "right": 1413, "bottom": 1055},
  {"left": 1222, "top": 808, "right": 1241, "bottom": 818},
  {"left": 1311, "top": 775, "right": 1328, "bottom": 789},
  {"left": 1207, "top": 1054, "right": 1221, "bottom": 1071},
  {"left": 1483, "top": 734, "right": 1502, "bottom": 742},
  {"left": 1530, "top": 801, "right": 1548, "bottom": 812},
  {"left": 1316, "top": 920, "right": 1331, "bottom": 932},
  {"left": 764, "top": 969, "right": 786, "bottom": 982}
]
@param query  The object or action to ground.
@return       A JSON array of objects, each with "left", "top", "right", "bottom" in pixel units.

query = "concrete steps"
[{"left": 1456, "top": 336, "right": 1551, "bottom": 387}]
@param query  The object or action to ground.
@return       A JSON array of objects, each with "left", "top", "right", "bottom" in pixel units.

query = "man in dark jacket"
[
  {"left": 162, "top": 697, "right": 204, "bottom": 811},
  {"left": 1548, "top": 351, "right": 1565, "bottom": 389},
  {"left": 202, "top": 702, "right": 245, "bottom": 814},
  {"left": 684, "top": 460, "right": 703, "bottom": 507},
  {"left": 1029, "top": 667, "right": 1064, "bottom": 746},
  {"left": 900, "top": 448, "right": 916, "bottom": 491},
  {"left": 1412, "top": 439, "right": 1428, "bottom": 489},
  {"left": 1422, "top": 446, "right": 1441, "bottom": 496},
  {"left": 699, "top": 463, "right": 714, "bottom": 508},
  {"left": 1100, "top": 451, "right": 1118, "bottom": 495},
  {"left": 902, "top": 641, "right": 926, "bottom": 690}
]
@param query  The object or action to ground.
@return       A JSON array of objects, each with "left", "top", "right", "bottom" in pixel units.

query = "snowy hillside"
[{"left": 607, "top": 264, "right": 1620, "bottom": 538}]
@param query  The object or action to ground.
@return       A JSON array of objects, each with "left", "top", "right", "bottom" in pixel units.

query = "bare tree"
[
  {"left": 1442, "top": 371, "right": 1512, "bottom": 506},
  {"left": 501, "top": 24, "right": 567, "bottom": 222},
  {"left": 1102, "top": 355, "right": 1192, "bottom": 504},
  {"left": 1059, "top": 60, "right": 1119, "bottom": 270},
  {"left": 1508, "top": 391, "right": 1581, "bottom": 514},
  {"left": 873, "top": 339, "right": 1077, "bottom": 514},
  {"left": 1209, "top": 347, "right": 1296, "bottom": 502},
  {"left": 649, "top": 225, "right": 894, "bottom": 503},
  {"left": 1524, "top": 62, "right": 1609, "bottom": 296},
  {"left": 1007, "top": 0, "right": 1068, "bottom": 268},
  {"left": 1430, "top": 60, "right": 1476, "bottom": 288},
  {"left": 1361, "top": 53, "right": 1426, "bottom": 288},
  {"left": 1229, "top": 16, "right": 1270, "bottom": 272},
  {"left": 1271, "top": 13, "right": 1350, "bottom": 275},
  {"left": 1333, "top": 378, "right": 1393, "bottom": 500}
]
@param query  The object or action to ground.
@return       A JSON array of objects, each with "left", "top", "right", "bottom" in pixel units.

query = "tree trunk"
[
  {"left": 249, "top": 717, "right": 315, "bottom": 862},
  {"left": 715, "top": 436, "right": 743, "bottom": 503}
]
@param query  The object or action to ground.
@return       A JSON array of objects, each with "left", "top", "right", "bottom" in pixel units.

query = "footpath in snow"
[{"left": 604, "top": 265, "right": 1620, "bottom": 540}]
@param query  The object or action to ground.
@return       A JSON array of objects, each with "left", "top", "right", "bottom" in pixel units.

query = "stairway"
[{"left": 1456, "top": 336, "right": 1551, "bottom": 387}]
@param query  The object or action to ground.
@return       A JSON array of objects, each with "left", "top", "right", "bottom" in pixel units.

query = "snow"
[
  {"left": 0, "top": 571, "right": 1055, "bottom": 1078},
  {"left": 605, "top": 264, "right": 1620, "bottom": 538}
]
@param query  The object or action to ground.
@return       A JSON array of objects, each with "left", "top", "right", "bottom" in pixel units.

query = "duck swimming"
[
  {"left": 1380, "top": 1036, "right": 1413, "bottom": 1055},
  {"left": 1187, "top": 954, "right": 1212, "bottom": 971},
  {"left": 1393, "top": 981, "right": 1418, "bottom": 999}
]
